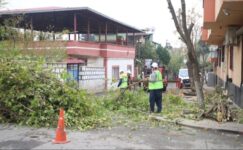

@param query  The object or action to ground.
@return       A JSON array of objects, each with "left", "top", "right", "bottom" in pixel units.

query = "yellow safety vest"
[
  {"left": 148, "top": 70, "right": 163, "bottom": 90},
  {"left": 120, "top": 73, "right": 128, "bottom": 89}
]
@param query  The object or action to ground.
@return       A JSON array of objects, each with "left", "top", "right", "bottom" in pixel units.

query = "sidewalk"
[
  {"left": 151, "top": 116, "right": 243, "bottom": 134},
  {"left": 176, "top": 118, "right": 243, "bottom": 134},
  {"left": 176, "top": 85, "right": 243, "bottom": 134}
]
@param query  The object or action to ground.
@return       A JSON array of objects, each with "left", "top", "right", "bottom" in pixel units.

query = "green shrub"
[
  {"left": 164, "top": 93, "right": 186, "bottom": 105},
  {"left": 0, "top": 57, "right": 109, "bottom": 130},
  {"left": 104, "top": 90, "right": 149, "bottom": 110}
]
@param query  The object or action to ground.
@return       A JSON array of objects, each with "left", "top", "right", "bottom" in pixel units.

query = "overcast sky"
[{"left": 3, "top": 0, "right": 203, "bottom": 47}]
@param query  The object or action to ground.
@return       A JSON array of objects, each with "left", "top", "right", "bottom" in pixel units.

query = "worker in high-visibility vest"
[
  {"left": 148, "top": 62, "right": 163, "bottom": 113},
  {"left": 117, "top": 70, "right": 128, "bottom": 92}
]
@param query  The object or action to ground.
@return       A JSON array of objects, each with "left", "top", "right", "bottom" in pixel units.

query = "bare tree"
[
  {"left": 187, "top": 8, "right": 202, "bottom": 91},
  {"left": 175, "top": 8, "right": 197, "bottom": 91},
  {"left": 167, "top": 0, "right": 205, "bottom": 109}
]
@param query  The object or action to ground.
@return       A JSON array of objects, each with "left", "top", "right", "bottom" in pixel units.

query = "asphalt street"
[
  {"left": 1, "top": 83, "right": 242, "bottom": 149},
  {"left": 0, "top": 123, "right": 242, "bottom": 149}
]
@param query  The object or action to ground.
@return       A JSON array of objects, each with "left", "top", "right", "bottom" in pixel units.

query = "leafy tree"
[
  {"left": 167, "top": 52, "right": 184, "bottom": 79},
  {"left": 136, "top": 41, "right": 157, "bottom": 60},
  {"left": 135, "top": 41, "right": 157, "bottom": 69},
  {"left": 156, "top": 45, "right": 171, "bottom": 66}
]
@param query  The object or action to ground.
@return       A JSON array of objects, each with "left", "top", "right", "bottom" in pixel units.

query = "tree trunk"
[
  {"left": 201, "top": 54, "right": 206, "bottom": 87},
  {"left": 194, "top": 74, "right": 204, "bottom": 108},
  {"left": 188, "top": 45, "right": 205, "bottom": 109},
  {"left": 186, "top": 60, "right": 195, "bottom": 91}
]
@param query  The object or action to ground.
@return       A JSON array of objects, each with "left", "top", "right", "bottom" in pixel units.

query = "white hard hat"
[
  {"left": 127, "top": 70, "right": 131, "bottom": 74},
  {"left": 151, "top": 62, "right": 158, "bottom": 68}
]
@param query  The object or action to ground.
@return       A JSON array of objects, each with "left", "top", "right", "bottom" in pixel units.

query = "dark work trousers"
[{"left": 149, "top": 89, "right": 162, "bottom": 113}]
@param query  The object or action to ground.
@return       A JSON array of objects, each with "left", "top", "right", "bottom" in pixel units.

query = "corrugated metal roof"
[{"left": 0, "top": 7, "right": 142, "bottom": 33}]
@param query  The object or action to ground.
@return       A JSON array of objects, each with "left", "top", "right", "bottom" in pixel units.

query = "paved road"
[
  {"left": 0, "top": 123, "right": 242, "bottom": 149},
  {"left": 167, "top": 82, "right": 176, "bottom": 89}
]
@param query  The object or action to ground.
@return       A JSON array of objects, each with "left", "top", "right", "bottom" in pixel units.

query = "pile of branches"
[
  {"left": 201, "top": 101, "right": 237, "bottom": 122},
  {"left": 200, "top": 88, "right": 237, "bottom": 122}
]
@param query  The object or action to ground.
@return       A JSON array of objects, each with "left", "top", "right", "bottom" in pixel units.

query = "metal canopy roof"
[{"left": 0, "top": 7, "right": 143, "bottom": 34}]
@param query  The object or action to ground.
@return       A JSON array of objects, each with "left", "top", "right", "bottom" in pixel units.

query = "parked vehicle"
[{"left": 178, "top": 68, "right": 190, "bottom": 88}]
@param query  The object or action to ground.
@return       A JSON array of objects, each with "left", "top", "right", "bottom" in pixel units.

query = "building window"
[
  {"left": 127, "top": 65, "right": 132, "bottom": 73},
  {"left": 230, "top": 46, "right": 234, "bottom": 70},
  {"left": 112, "top": 66, "right": 119, "bottom": 80},
  {"left": 67, "top": 64, "right": 79, "bottom": 81}
]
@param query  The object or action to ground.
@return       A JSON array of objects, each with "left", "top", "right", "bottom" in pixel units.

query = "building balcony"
[
  {"left": 22, "top": 40, "right": 135, "bottom": 59},
  {"left": 201, "top": 28, "right": 209, "bottom": 42},
  {"left": 203, "top": 0, "right": 243, "bottom": 45},
  {"left": 204, "top": 0, "right": 243, "bottom": 28},
  {"left": 206, "top": 28, "right": 225, "bottom": 45},
  {"left": 67, "top": 41, "right": 135, "bottom": 58},
  {"left": 201, "top": 28, "right": 223, "bottom": 45},
  {"left": 203, "top": 0, "right": 216, "bottom": 29},
  {"left": 0, "top": 7, "right": 142, "bottom": 60},
  {"left": 216, "top": 0, "right": 243, "bottom": 26}
]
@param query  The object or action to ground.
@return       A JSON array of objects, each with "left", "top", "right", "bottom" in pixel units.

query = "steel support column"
[
  {"left": 99, "top": 26, "right": 101, "bottom": 42},
  {"left": 87, "top": 19, "right": 90, "bottom": 41},
  {"left": 116, "top": 28, "right": 118, "bottom": 44},
  {"left": 105, "top": 22, "right": 107, "bottom": 43},
  {"left": 104, "top": 57, "right": 108, "bottom": 90},
  {"left": 126, "top": 31, "right": 128, "bottom": 45},
  {"left": 74, "top": 13, "right": 77, "bottom": 41},
  {"left": 133, "top": 32, "right": 135, "bottom": 46}
]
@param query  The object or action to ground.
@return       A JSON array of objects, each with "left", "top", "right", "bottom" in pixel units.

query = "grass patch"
[{"left": 162, "top": 91, "right": 200, "bottom": 120}]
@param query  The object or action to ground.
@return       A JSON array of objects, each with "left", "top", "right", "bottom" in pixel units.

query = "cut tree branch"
[
  {"left": 188, "top": 23, "right": 194, "bottom": 36},
  {"left": 181, "top": 0, "right": 189, "bottom": 40},
  {"left": 20, "top": 103, "right": 34, "bottom": 112},
  {"left": 167, "top": 0, "right": 187, "bottom": 43}
]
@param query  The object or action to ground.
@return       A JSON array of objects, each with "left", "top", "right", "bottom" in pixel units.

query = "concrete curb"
[
  {"left": 149, "top": 115, "right": 176, "bottom": 124},
  {"left": 151, "top": 116, "right": 243, "bottom": 135},
  {"left": 175, "top": 120, "right": 243, "bottom": 135}
]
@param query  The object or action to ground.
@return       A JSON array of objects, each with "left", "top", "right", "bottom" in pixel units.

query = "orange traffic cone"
[{"left": 52, "top": 108, "right": 70, "bottom": 144}]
